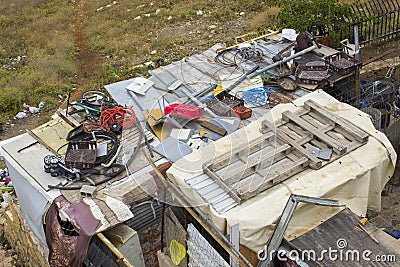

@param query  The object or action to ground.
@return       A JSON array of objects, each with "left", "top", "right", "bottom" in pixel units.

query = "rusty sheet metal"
[{"left": 45, "top": 195, "right": 100, "bottom": 267}]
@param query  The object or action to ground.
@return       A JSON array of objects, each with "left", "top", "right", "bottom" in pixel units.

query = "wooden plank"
[
  {"left": 276, "top": 128, "right": 322, "bottom": 169},
  {"left": 282, "top": 111, "right": 347, "bottom": 155},
  {"left": 216, "top": 145, "right": 291, "bottom": 185},
  {"left": 201, "top": 121, "right": 227, "bottom": 136},
  {"left": 333, "top": 126, "right": 357, "bottom": 142},
  {"left": 57, "top": 108, "right": 81, "bottom": 127},
  {"left": 286, "top": 122, "right": 309, "bottom": 137},
  {"left": 97, "top": 233, "right": 133, "bottom": 267},
  {"left": 301, "top": 114, "right": 327, "bottom": 129},
  {"left": 203, "top": 165, "right": 241, "bottom": 204},
  {"left": 310, "top": 137, "right": 329, "bottom": 149},
  {"left": 326, "top": 131, "right": 351, "bottom": 146},
  {"left": 301, "top": 115, "right": 336, "bottom": 132},
  {"left": 208, "top": 131, "right": 274, "bottom": 170},
  {"left": 304, "top": 100, "right": 369, "bottom": 143},
  {"left": 236, "top": 157, "right": 308, "bottom": 200},
  {"left": 280, "top": 126, "right": 301, "bottom": 140}
]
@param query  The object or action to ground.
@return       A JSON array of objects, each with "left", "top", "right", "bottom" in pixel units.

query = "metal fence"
[{"left": 350, "top": 0, "right": 400, "bottom": 45}]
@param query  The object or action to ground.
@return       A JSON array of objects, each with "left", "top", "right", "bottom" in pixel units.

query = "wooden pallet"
[{"left": 202, "top": 100, "right": 369, "bottom": 202}]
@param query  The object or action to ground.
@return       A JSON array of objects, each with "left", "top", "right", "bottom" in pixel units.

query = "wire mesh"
[{"left": 326, "top": 76, "right": 400, "bottom": 152}]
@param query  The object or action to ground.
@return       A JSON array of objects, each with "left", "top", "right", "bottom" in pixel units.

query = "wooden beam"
[
  {"left": 282, "top": 111, "right": 347, "bottom": 155},
  {"left": 276, "top": 128, "right": 322, "bottom": 169},
  {"left": 215, "top": 145, "right": 290, "bottom": 186},
  {"left": 208, "top": 131, "right": 274, "bottom": 171},
  {"left": 304, "top": 100, "right": 368, "bottom": 143},
  {"left": 97, "top": 233, "right": 133, "bottom": 267},
  {"left": 203, "top": 165, "right": 241, "bottom": 204},
  {"left": 236, "top": 157, "right": 308, "bottom": 200}
]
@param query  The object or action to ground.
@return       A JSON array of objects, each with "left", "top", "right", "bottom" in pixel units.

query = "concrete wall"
[{"left": 0, "top": 195, "right": 49, "bottom": 267}]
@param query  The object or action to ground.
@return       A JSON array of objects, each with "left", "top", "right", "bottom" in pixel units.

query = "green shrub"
[{"left": 278, "top": 0, "right": 359, "bottom": 46}]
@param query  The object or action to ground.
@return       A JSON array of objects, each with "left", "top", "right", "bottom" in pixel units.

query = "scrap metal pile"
[{"left": 44, "top": 90, "right": 146, "bottom": 192}]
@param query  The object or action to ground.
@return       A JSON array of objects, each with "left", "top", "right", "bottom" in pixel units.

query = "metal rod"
[
  {"left": 248, "top": 45, "right": 318, "bottom": 79},
  {"left": 126, "top": 90, "right": 153, "bottom": 124},
  {"left": 181, "top": 87, "right": 218, "bottom": 117},
  {"left": 225, "top": 65, "right": 259, "bottom": 93},
  {"left": 354, "top": 25, "right": 360, "bottom": 62}
]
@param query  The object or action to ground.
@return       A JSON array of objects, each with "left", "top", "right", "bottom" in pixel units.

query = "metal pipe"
[
  {"left": 181, "top": 87, "right": 218, "bottom": 118},
  {"left": 225, "top": 65, "right": 259, "bottom": 93},
  {"left": 249, "top": 45, "right": 318, "bottom": 79},
  {"left": 353, "top": 27, "right": 361, "bottom": 68}
]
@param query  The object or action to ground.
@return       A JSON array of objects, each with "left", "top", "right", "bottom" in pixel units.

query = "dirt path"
[
  {"left": 72, "top": 0, "right": 103, "bottom": 100},
  {"left": 0, "top": 0, "right": 104, "bottom": 142}
]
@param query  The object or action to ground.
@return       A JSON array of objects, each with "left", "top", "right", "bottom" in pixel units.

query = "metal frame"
[{"left": 257, "top": 194, "right": 344, "bottom": 267}]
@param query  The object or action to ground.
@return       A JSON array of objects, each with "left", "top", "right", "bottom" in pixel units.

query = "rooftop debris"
[{"left": 0, "top": 28, "right": 399, "bottom": 267}]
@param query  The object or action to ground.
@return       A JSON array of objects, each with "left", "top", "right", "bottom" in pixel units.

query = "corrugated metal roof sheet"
[
  {"left": 284, "top": 208, "right": 400, "bottom": 266},
  {"left": 105, "top": 40, "right": 311, "bottom": 125}
]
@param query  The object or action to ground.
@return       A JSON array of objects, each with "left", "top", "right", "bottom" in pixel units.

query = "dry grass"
[
  {"left": 0, "top": 0, "right": 75, "bottom": 121},
  {"left": 82, "top": 0, "right": 278, "bottom": 81},
  {"left": 0, "top": 0, "right": 280, "bottom": 122},
  {"left": 0, "top": 0, "right": 379, "bottom": 124}
]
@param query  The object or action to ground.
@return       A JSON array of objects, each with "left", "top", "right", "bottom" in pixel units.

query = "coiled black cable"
[{"left": 47, "top": 164, "right": 125, "bottom": 190}]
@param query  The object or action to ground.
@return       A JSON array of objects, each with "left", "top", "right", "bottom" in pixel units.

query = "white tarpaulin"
[{"left": 167, "top": 90, "right": 396, "bottom": 253}]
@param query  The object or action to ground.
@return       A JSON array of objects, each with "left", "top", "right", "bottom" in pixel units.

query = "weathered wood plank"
[
  {"left": 217, "top": 145, "right": 290, "bottom": 185},
  {"left": 277, "top": 128, "right": 322, "bottom": 169},
  {"left": 203, "top": 165, "right": 241, "bottom": 204},
  {"left": 282, "top": 111, "right": 347, "bottom": 155},
  {"left": 236, "top": 157, "right": 309, "bottom": 200},
  {"left": 208, "top": 131, "right": 274, "bottom": 170},
  {"left": 304, "top": 99, "right": 369, "bottom": 143}
]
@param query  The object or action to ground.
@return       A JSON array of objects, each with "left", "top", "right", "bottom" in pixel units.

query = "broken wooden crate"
[{"left": 196, "top": 99, "right": 369, "bottom": 209}]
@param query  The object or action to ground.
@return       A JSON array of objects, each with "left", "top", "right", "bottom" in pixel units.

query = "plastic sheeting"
[{"left": 167, "top": 90, "right": 396, "bottom": 253}]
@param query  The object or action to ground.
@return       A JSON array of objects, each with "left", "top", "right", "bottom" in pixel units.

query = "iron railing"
[{"left": 351, "top": 0, "right": 400, "bottom": 45}]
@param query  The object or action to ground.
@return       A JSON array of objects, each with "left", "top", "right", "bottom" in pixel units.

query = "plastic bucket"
[
  {"left": 372, "top": 102, "right": 392, "bottom": 129},
  {"left": 361, "top": 107, "right": 381, "bottom": 130}
]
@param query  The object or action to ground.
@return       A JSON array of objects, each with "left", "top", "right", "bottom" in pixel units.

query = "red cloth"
[{"left": 45, "top": 195, "right": 100, "bottom": 267}]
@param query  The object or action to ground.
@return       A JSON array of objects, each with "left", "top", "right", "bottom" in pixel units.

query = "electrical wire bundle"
[
  {"left": 215, "top": 45, "right": 265, "bottom": 67},
  {"left": 99, "top": 106, "right": 136, "bottom": 132}
]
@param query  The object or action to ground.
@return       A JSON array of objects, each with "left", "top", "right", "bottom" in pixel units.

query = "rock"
[
  {"left": 144, "top": 61, "right": 155, "bottom": 67},
  {"left": 167, "top": 16, "right": 172, "bottom": 20},
  {"left": 150, "top": 50, "right": 157, "bottom": 55},
  {"left": 208, "top": 25, "right": 216, "bottom": 29}
]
